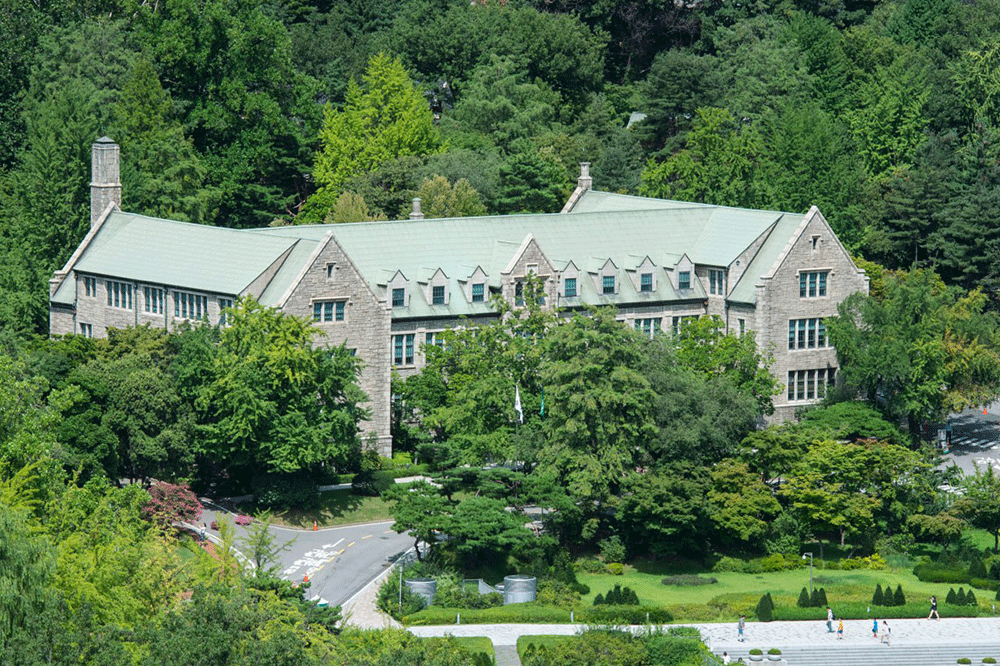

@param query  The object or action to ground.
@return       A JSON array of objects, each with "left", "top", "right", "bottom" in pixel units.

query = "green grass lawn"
[
  {"left": 270, "top": 488, "right": 394, "bottom": 528},
  {"left": 517, "top": 635, "right": 565, "bottom": 656},
  {"left": 450, "top": 636, "right": 494, "bottom": 657}
]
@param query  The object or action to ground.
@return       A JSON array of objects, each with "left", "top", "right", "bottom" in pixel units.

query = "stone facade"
[{"left": 48, "top": 144, "right": 869, "bottom": 456}]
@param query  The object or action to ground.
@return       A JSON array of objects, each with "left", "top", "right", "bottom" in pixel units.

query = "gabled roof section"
[
  {"left": 728, "top": 211, "right": 804, "bottom": 303},
  {"left": 71, "top": 212, "right": 306, "bottom": 295}
]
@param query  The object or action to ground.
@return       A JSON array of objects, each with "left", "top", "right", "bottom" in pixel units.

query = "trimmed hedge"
[
  {"left": 914, "top": 562, "right": 971, "bottom": 584},
  {"left": 404, "top": 604, "right": 673, "bottom": 626},
  {"left": 774, "top": 602, "right": 982, "bottom": 621}
]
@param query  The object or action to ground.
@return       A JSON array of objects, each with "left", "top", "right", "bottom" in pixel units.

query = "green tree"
[
  {"left": 240, "top": 510, "right": 295, "bottom": 574},
  {"left": 324, "top": 190, "right": 385, "bottom": 224},
  {"left": 411, "top": 175, "right": 486, "bottom": 219},
  {"left": 442, "top": 495, "right": 531, "bottom": 569},
  {"left": 496, "top": 146, "right": 571, "bottom": 214},
  {"left": 617, "top": 466, "right": 711, "bottom": 558},
  {"left": 539, "top": 309, "right": 657, "bottom": 519},
  {"left": 384, "top": 480, "right": 453, "bottom": 562},
  {"left": 827, "top": 269, "right": 1000, "bottom": 438},
  {"left": 308, "top": 52, "right": 439, "bottom": 220},
  {"left": 708, "top": 458, "right": 781, "bottom": 547},
  {"left": 639, "top": 107, "right": 765, "bottom": 207},
  {"left": 959, "top": 464, "right": 1000, "bottom": 552},
  {"left": 196, "top": 298, "right": 367, "bottom": 479}
]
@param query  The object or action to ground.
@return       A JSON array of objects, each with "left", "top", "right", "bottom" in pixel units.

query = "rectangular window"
[
  {"left": 326, "top": 263, "right": 336, "bottom": 279},
  {"left": 515, "top": 281, "right": 524, "bottom": 306},
  {"left": 107, "top": 281, "right": 133, "bottom": 309},
  {"left": 739, "top": 319, "right": 746, "bottom": 335},
  {"left": 788, "top": 319, "right": 830, "bottom": 350},
  {"left": 392, "top": 334, "right": 416, "bottom": 366},
  {"left": 335, "top": 301, "right": 345, "bottom": 321},
  {"left": 564, "top": 277, "right": 577, "bottom": 297},
  {"left": 471, "top": 283, "right": 484, "bottom": 302},
  {"left": 219, "top": 298, "right": 233, "bottom": 326},
  {"left": 640, "top": 273, "right": 653, "bottom": 292},
  {"left": 709, "top": 269, "right": 725, "bottom": 295},
  {"left": 174, "top": 292, "right": 206, "bottom": 319},
  {"left": 787, "top": 368, "right": 836, "bottom": 401},
  {"left": 671, "top": 315, "right": 696, "bottom": 335},
  {"left": 79, "top": 323, "right": 93, "bottom": 338},
  {"left": 602, "top": 275, "right": 615, "bottom": 294},
  {"left": 313, "top": 301, "right": 338, "bottom": 322},
  {"left": 432, "top": 285, "right": 445, "bottom": 305},
  {"left": 634, "top": 318, "right": 661, "bottom": 338},
  {"left": 678, "top": 271, "right": 691, "bottom": 290},
  {"left": 143, "top": 287, "right": 164, "bottom": 314},
  {"left": 392, "top": 288, "right": 405, "bottom": 307},
  {"left": 800, "top": 271, "right": 829, "bottom": 298},
  {"left": 83, "top": 277, "right": 97, "bottom": 297}
]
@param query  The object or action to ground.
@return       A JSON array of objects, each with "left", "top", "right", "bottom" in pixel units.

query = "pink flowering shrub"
[{"left": 141, "top": 482, "right": 203, "bottom": 530}]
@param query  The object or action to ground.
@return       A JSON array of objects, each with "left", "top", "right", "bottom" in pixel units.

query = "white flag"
[{"left": 515, "top": 385, "right": 523, "bottom": 423}]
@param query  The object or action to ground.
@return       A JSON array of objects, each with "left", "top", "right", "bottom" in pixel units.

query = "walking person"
[
  {"left": 723, "top": 651, "right": 731, "bottom": 664},
  {"left": 837, "top": 618, "right": 844, "bottom": 639},
  {"left": 872, "top": 618, "right": 878, "bottom": 639},
  {"left": 881, "top": 620, "right": 891, "bottom": 645},
  {"left": 199, "top": 522, "right": 207, "bottom": 545},
  {"left": 826, "top": 606, "right": 834, "bottom": 633},
  {"left": 738, "top": 614, "right": 746, "bottom": 642},
  {"left": 928, "top": 595, "right": 940, "bottom": 620}
]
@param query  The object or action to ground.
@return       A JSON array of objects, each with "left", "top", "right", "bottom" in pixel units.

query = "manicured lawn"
[
  {"left": 582, "top": 565, "right": 997, "bottom": 622},
  {"left": 270, "top": 488, "right": 394, "bottom": 528},
  {"left": 450, "top": 636, "right": 494, "bottom": 657}
]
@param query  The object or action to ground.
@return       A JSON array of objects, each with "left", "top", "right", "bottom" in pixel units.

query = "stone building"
[{"left": 49, "top": 140, "right": 868, "bottom": 455}]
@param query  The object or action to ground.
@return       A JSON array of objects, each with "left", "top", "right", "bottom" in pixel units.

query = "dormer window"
[
  {"left": 678, "top": 271, "right": 691, "bottom": 290},
  {"left": 392, "top": 287, "right": 405, "bottom": 307},
  {"left": 432, "top": 285, "right": 445, "bottom": 305},
  {"left": 564, "top": 277, "right": 577, "bottom": 297},
  {"left": 471, "top": 283, "right": 484, "bottom": 302},
  {"left": 602, "top": 275, "right": 615, "bottom": 294},
  {"left": 709, "top": 269, "right": 725, "bottom": 295},
  {"left": 640, "top": 273, "right": 653, "bottom": 292}
]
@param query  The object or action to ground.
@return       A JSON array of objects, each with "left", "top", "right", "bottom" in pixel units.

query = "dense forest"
[{"left": 5, "top": 0, "right": 1000, "bottom": 337}]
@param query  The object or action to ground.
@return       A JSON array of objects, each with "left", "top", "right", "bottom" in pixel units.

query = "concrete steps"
[{"left": 715, "top": 642, "right": 1000, "bottom": 666}]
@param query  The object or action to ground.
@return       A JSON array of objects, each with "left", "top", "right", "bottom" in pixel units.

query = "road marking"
[
  {"left": 347, "top": 541, "right": 355, "bottom": 548},
  {"left": 322, "top": 539, "right": 345, "bottom": 549},
  {"left": 362, "top": 535, "right": 372, "bottom": 540}
]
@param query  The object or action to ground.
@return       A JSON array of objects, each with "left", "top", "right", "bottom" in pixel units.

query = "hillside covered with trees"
[{"left": 5, "top": 0, "right": 1000, "bottom": 334}]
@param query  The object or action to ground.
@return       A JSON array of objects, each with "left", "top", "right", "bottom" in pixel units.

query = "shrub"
[
  {"left": 967, "top": 590, "right": 978, "bottom": 607},
  {"left": 958, "top": 659, "right": 971, "bottom": 664},
  {"left": 756, "top": 593, "right": 774, "bottom": 622},
  {"left": 252, "top": 472, "right": 318, "bottom": 511},
  {"left": 970, "top": 577, "right": 1000, "bottom": 592},
  {"left": 990, "top": 562, "right": 1000, "bottom": 580},
  {"left": 575, "top": 557, "right": 606, "bottom": 574},
  {"left": 971, "top": 559, "right": 989, "bottom": 579},
  {"left": 811, "top": 587, "right": 827, "bottom": 607},
  {"left": 761, "top": 554, "right": 791, "bottom": 572},
  {"left": 798, "top": 587, "right": 811, "bottom": 608},
  {"left": 141, "top": 482, "right": 203, "bottom": 530},
  {"left": 351, "top": 470, "right": 394, "bottom": 496},
  {"left": 914, "top": 562, "right": 971, "bottom": 584},
  {"left": 872, "top": 584, "right": 884, "bottom": 606},
  {"left": 948, "top": 588, "right": 957, "bottom": 604},
  {"left": 606, "top": 562, "right": 624, "bottom": 576},
  {"left": 595, "top": 584, "right": 639, "bottom": 606},
  {"left": 599, "top": 535, "right": 626, "bottom": 563},
  {"left": 535, "top": 579, "right": 580, "bottom": 608},
  {"left": 983, "top": 658, "right": 996, "bottom": 664},
  {"left": 661, "top": 575, "right": 718, "bottom": 587},
  {"left": 594, "top": 593, "right": 604, "bottom": 606},
  {"left": 957, "top": 588, "right": 968, "bottom": 605},
  {"left": 768, "top": 648, "right": 782, "bottom": 655},
  {"left": 894, "top": 584, "right": 906, "bottom": 606},
  {"left": 995, "top": 586, "right": 1000, "bottom": 602},
  {"left": 750, "top": 649, "right": 763, "bottom": 656}
]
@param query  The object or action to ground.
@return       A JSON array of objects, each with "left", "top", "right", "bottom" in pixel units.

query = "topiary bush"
[
  {"left": 967, "top": 590, "right": 978, "bottom": 607},
  {"left": 958, "top": 659, "right": 971, "bottom": 664},
  {"left": 756, "top": 593, "right": 774, "bottom": 622},
  {"left": 948, "top": 588, "right": 958, "bottom": 604},
  {"left": 982, "top": 657, "right": 996, "bottom": 664},
  {"left": 894, "top": 584, "right": 906, "bottom": 606},
  {"left": 798, "top": 587, "right": 811, "bottom": 608},
  {"left": 661, "top": 575, "right": 718, "bottom": 586},
  {"left": 872, "top": 584, "right": 884, "bottom": 606}
]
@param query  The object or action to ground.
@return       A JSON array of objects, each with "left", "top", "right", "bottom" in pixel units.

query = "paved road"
[
  {"left": 944, "top": 405, "right": 1000, "bottom": 476},
  {"left": 198, "top": 503, "right": 412, "bottom": 608}
]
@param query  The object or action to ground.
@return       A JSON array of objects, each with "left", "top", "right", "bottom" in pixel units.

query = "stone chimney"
[
  {"left": 410, "top": 197, "right": 424, "bottom": 220},
  {"left": 578, "top": 162, "right": 592, "bottom": 191},
  {"left": 90, "top": 137, "right": 121, "bottom": 228}
]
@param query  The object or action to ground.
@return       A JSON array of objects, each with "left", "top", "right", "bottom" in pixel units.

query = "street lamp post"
[{"left": 802, "top": 552, "right": 814, "bottom": 596}]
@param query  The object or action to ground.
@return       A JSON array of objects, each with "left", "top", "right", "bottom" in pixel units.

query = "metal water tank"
[
  {"left": 502, "top": 575, "right": 536, "bottom": 605},
  {"left": 405, "top": 577, "right": 437, "bottom": 606}
]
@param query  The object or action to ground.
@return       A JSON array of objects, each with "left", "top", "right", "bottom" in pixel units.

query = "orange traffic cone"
[
  {"left": 985, "top": 407, "right": 989, "bottom": 415},
  {"left": 304, "top": 574, "right": 309, "bottom": 583},
  {"left": 313, "top": 520, "right": 318, "bottom": 531}
]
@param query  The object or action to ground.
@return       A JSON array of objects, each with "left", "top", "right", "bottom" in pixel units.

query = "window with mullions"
[
  {"left": 392, "top": 288, "right": 405, "bottom": 307},
  {"left": 672, "top": 315, "right": 696, "bottom": 334},
  {"left": 640, "top": 273, "right": 653, "bottom": 292},
  {"left": 144, "top": 287, "right": 164, "bottom": 314},
  {"left": 174, "top": 291, "right": 207, "bottom": 319},
  {"left": 678, "top": 271, "right": 691, "bottom": 290},
  {"left": 107, "top": 281, "right": 133, "bottom": 309},
  {"left": 84, "top": 277, "right": 97, "bottom": 297},
  {"left": 432, "top": 285, "right": 445, "bottom": 305},
  {"left": 471, "top": 283, "right": 484, "bottom": 302},
  {"left": 425, "top": 332, "right": 444, "bottom": 349},
  {"left": 787, "top": 318, "right": 828, "bottom": 350},
  {"left": 79, "top": 322, "right": 93, "bottom": 337},
  {"left": 799, "top": 271, "right": 828, "bottom": 298},
  {"left": 602, "top": 275, "right": 615, "bottom": 294},
  {"left": 219, "top": 298, "right": 233, "bottom": 325},
  {"left": 709, "top": 269, "right": 725, "bottom": 295},
  {"left": 564, "top": 277, "right": 577, "bottom": 297},
  {"left": 634, "top": 318, "right": 661, "bottom": 338},
  {"left": 392, "top": 334, "right": 415, "bottom": 365},
  {"left": 787, "top": 368, "right": 836, "bottom": 401}
]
